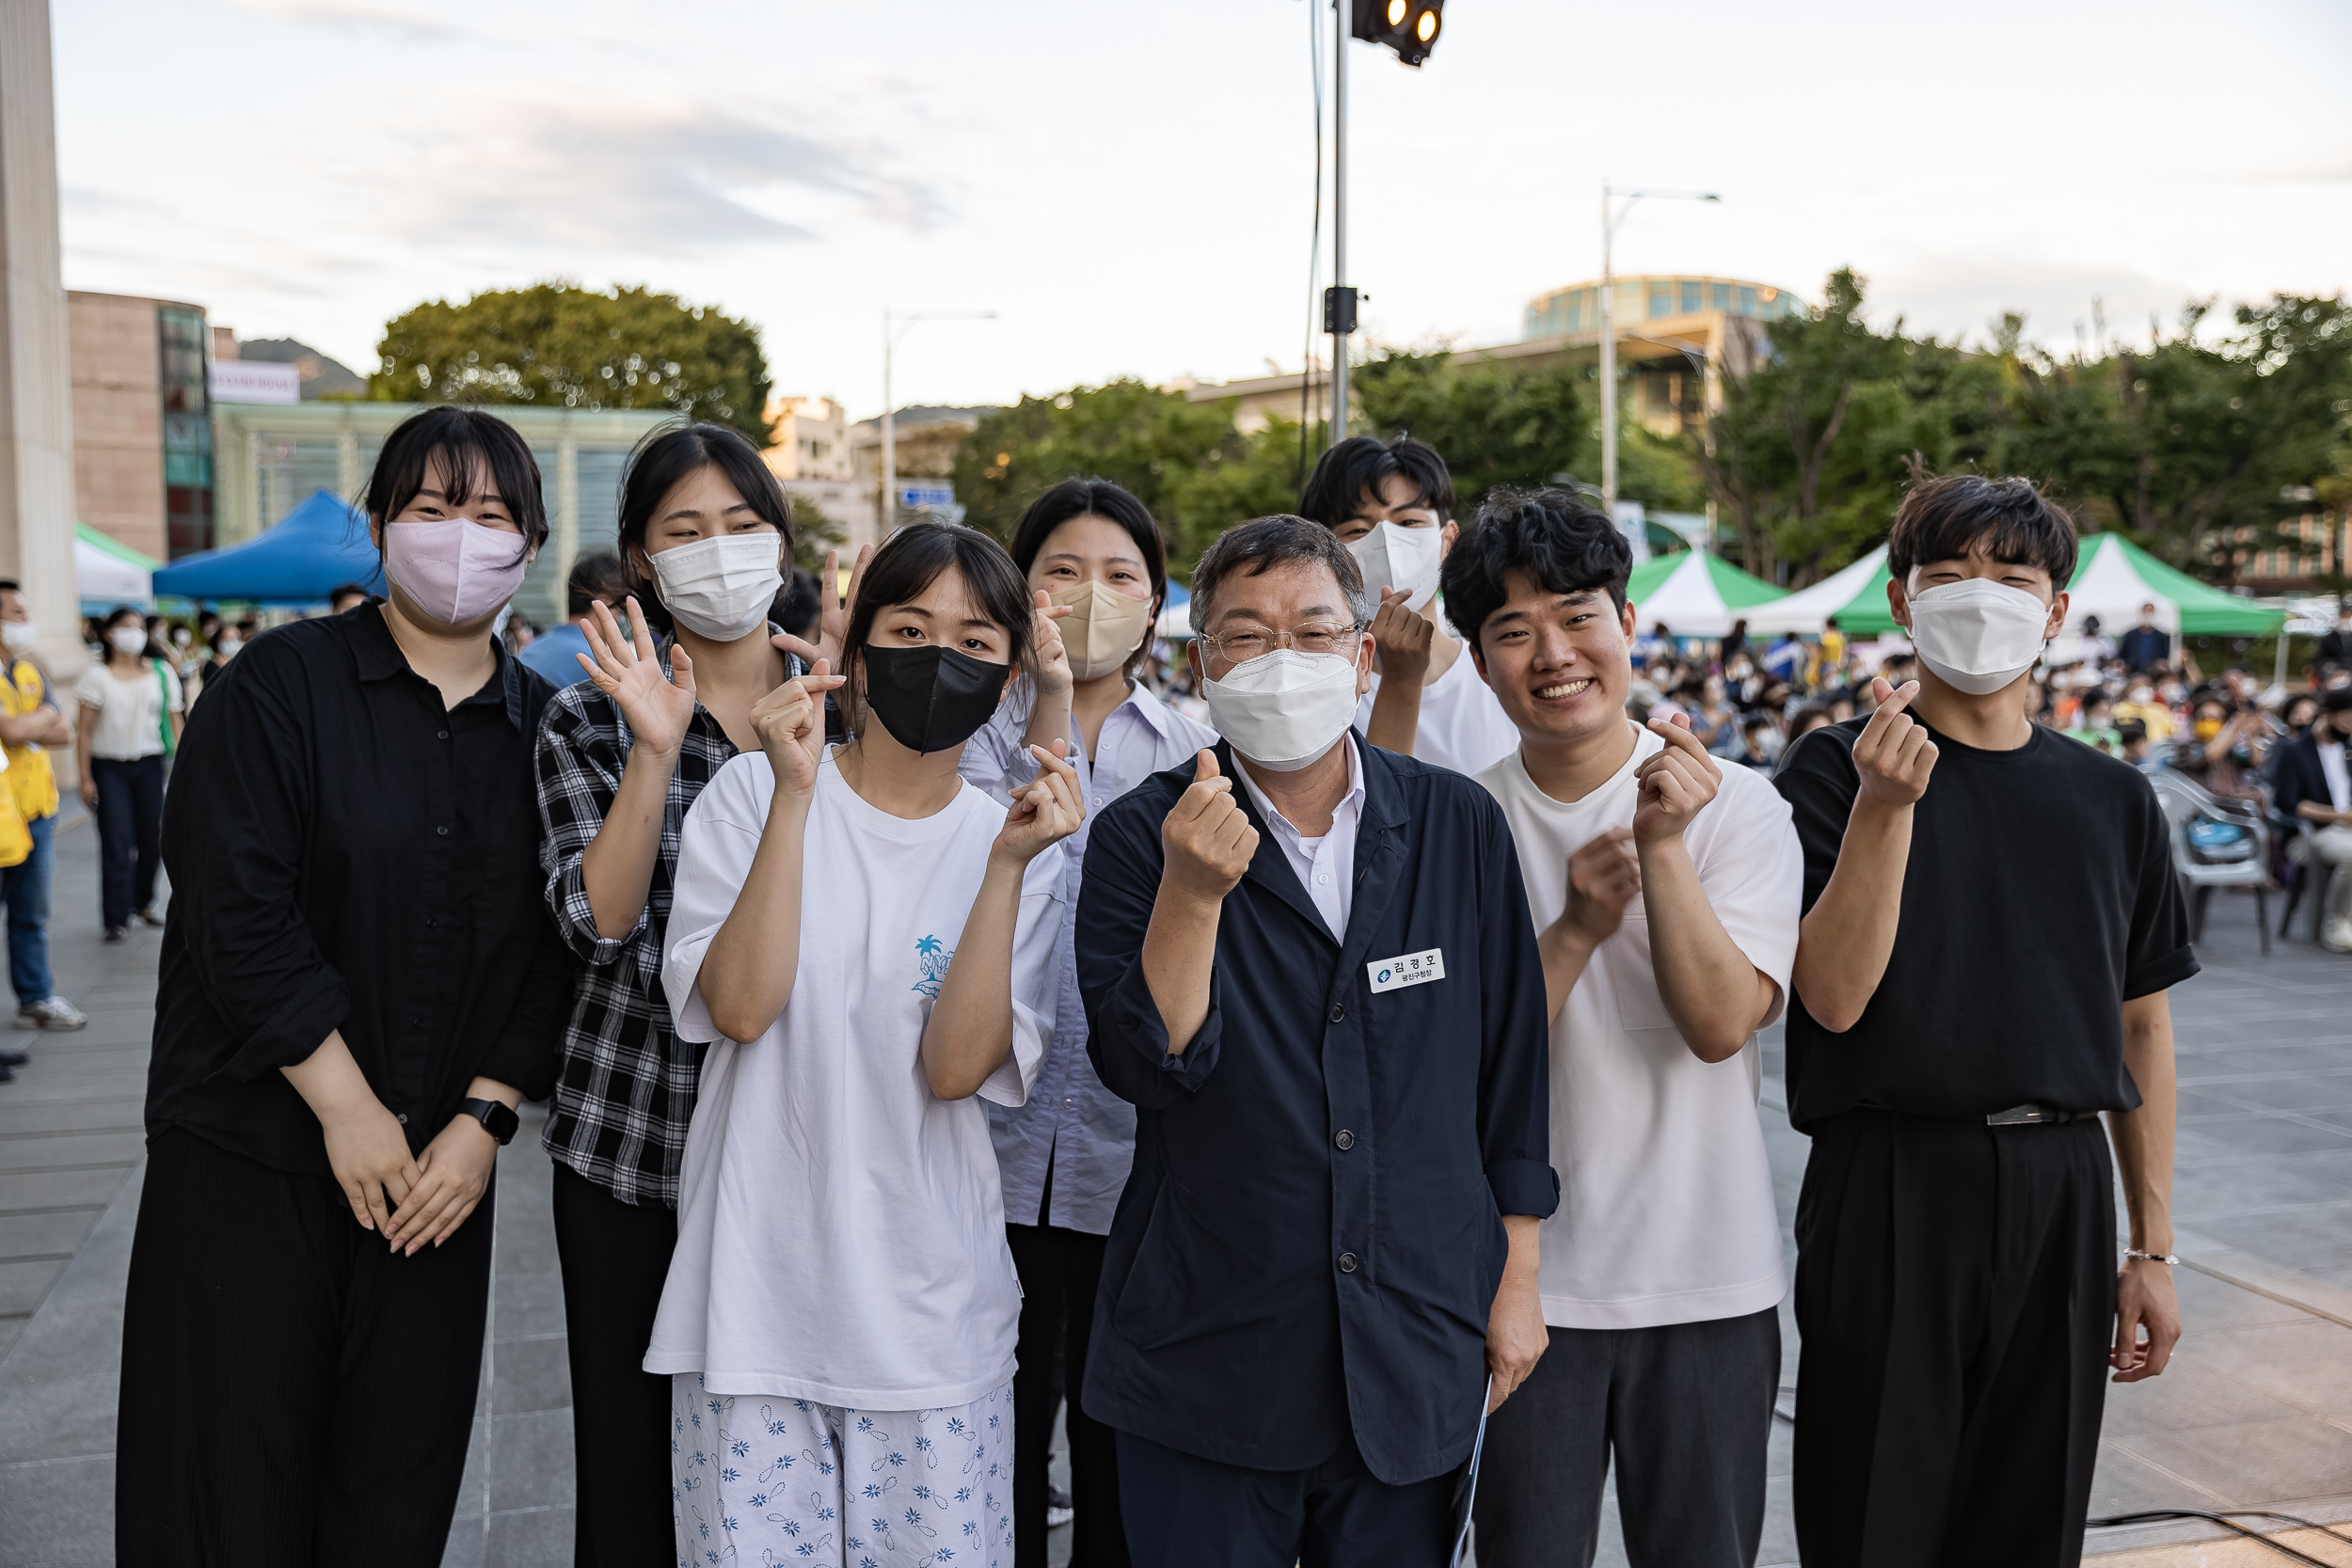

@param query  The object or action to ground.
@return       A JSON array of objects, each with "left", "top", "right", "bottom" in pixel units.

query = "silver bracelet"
[{"left": 2123, "top": 1248, "right": 2179, "bottom": 1266}]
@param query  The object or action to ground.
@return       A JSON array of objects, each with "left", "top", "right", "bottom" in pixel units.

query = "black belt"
[{"left": 1985, "top": 1102, "right": 2091, "bottom": 1127}]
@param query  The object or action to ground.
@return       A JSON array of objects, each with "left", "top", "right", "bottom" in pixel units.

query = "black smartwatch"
[{"left": 459, "top": 1097, "right": 519, "bottom": 1146}]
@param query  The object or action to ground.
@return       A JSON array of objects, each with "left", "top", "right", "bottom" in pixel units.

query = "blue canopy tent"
[{"left": 151, "top": 489, "right": 387, "bottom": 607}]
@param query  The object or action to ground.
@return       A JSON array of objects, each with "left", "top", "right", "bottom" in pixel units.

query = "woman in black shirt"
[{"left": 118, "top": 407, "right": 572, "bottom": 1567}]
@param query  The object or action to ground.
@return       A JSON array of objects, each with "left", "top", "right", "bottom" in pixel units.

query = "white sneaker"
[
  {"left": 2326, "top": 918, "right": 2352, "bottom": 955},
  {"left": 15, "top": 997, "right": 87, "bottom": 1031}
]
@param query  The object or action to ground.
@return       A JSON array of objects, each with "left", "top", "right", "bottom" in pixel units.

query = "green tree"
[
  {"left": 370, "top": 282, "right": 775, "bottom": 445},
  {"left": 1352, "top": 348, "right": 1593, "bottom": 515},
  {"left": 951, "top": 379, "right": 1295, "bottom": 578}
]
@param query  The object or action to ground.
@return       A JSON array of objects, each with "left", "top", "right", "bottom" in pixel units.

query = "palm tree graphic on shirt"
[{"left": 913, "top": 935, "right": 954, "bottom": 999}]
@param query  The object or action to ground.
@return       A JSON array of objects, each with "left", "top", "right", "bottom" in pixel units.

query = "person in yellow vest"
[{"left": 0, "top": 581, "right": 89, "bottom": 1072}]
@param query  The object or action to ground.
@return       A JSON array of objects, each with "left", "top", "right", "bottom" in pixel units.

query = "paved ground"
[{"left": 4, "top": 817, "right": 2350, "bottom": 1565}]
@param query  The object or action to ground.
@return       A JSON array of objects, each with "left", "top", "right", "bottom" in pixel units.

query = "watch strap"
[{"left": 460, "top": 1097, "right": 518, "bottom": 1146}]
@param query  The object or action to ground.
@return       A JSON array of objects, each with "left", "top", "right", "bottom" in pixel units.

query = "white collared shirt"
[
  {"left": 2320, "top": 737, "right": 2349, "bottom": 812},
  {"left": 1234, "top": 734, "right": 1366, "bottom": 940}
]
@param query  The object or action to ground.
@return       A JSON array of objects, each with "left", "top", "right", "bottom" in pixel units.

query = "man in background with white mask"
[
  {"left": 1300, "top": 435, "right": 1519, "bottom": 774},
  {"left": 1774, "top": 475, "right": 2190, "bottom": 1568},
  {"left": 1074, "top": 515, "right": 1554, "bottom": 1566}
]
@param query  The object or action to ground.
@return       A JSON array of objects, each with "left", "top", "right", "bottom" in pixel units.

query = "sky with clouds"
[{"left": 51, "top": 0, "right": 2352, "bottom": 420}]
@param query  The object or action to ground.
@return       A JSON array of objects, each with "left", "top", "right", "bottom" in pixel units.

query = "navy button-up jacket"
[{"left": 1075, "top": 739, "right": 1556, "bottom": 1485}]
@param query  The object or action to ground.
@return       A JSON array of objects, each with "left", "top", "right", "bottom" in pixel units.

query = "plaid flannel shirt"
[{"left": 534, "top": 651, "right": 762, "bottom": 1207}]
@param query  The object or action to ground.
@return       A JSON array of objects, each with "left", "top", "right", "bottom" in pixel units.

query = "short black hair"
[
  {"left": 1189, "top": 515, "right": 1373, "bottom": 634},
  {"left": 364, "top": 405, "right": 548, "bottom": 557},
  {"left": 1296, "top": 435, "right": 1455, "bottom": 529},
  {"left": 566, "top": 549, "right": 632, "bottom": 617},
  {"left": 1887, "top": 474, "right": 2077, "bottom": 585},
  {"left": 617, "top": 421, "right": 794, "bottom": 635},
  {"left": 327, "top": 583, "right": 371, "bottom": 609},
  {"left": 1008, "top": 477, "right": 1169, "bottom": 679},
  {"left": 841, "top": 521, "right": 1034, "bottom": 734},
  {"left": 2324, "top": 688, "right": 2352, "bottom": 717},
  {"left": 1437, "top": 485, "right": 1630, "bottom": 646}
]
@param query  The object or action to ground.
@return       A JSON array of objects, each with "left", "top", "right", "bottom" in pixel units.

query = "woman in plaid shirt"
[{"left": 532, "top": 421, "right": 861, "bottom": 1566}]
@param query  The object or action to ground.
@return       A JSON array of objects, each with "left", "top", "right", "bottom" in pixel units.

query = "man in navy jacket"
[{"left": 1074, "top": 515, "right": 1556, "bottom": 1565}]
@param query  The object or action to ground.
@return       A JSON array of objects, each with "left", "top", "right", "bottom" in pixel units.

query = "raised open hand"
[{"left": 579, "top": 596, "right": 697, "bottom": 758}]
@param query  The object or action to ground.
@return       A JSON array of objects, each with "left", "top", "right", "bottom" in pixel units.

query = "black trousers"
[
  {"left": 117, "top": 1127, "right": 494, "bottom": 1568},
  {"left": 548, "top": 1161, "right": 678, "bottom": 1568},
  {"left": 1007, "top": 1221, "right": 1129, "bottom": 1568},
  {"left": 91, "top": 752, "right": 165, "bottom": 930},
  {"left": 1115, "top": 1426, "right": 1454, "bottom": 1568},
  {"left": 1473, "top": 1305, "right": 1780, "bottom": 1568},
  {"left": 1793, "top": 1110, "right": 2116, "bottom": 1568}
]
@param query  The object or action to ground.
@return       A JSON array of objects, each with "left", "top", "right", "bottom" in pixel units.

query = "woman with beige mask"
[{"left": 957, "top": 477, "right": 1213, "bottom": 1568}]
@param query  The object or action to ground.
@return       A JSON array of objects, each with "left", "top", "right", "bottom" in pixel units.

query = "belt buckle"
[{"left": 1987, "top": 1103, "right": 2055, "bottom": 1127}]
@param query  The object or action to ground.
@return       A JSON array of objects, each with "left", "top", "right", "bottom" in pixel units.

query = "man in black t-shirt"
[{"left": 1775, "top": 476, "right": 2193, "bottom": 1568}]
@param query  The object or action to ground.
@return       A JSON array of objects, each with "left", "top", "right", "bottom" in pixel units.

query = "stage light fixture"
[{"left": 1351, "top": 0, "right": 1445, "bottom": 67}]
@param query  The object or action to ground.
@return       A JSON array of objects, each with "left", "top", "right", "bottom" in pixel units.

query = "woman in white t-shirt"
[
  {"left": 651, "top": 522, "right": 1082, "bottom": 1568},
  {"left": 74, "top": 606, "right": 183, "bottom": 941}
]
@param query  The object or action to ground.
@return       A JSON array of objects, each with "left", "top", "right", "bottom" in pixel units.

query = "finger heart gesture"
[
  {"left": 994, "top": 739, "right": 1084, "bottom": 864},
  {"left": 1853, "top": 678, "right": 1938, "bottom": 807},
  {"left": 1632, "top": 712, "right": 1724, "bottom": 844},
  {"left": 751, "top": 659, "right": 847, "bottom": 799}
]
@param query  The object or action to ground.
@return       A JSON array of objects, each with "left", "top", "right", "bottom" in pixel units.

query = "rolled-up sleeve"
[
  {"left": 1473, "top": 800, "right": 1558, "bottom": 1219},
  {"left": 977, "top": 851, "right": 1066, "bottom": 1108},
  {"left": 162, "top": 643, "right": 350, "bottom": 1080},
  {"left": 1077, "top": 792, "right": 1224, "bottom": 1110},
  {"left": 476, "top": 912, "right": 573, "bottom": 1099},
  {"left": 535, "top": 695, "right": 647, "bottom": 965}
]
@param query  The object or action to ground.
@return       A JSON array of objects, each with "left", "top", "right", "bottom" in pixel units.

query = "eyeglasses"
[{"left": 1197, "top": 621, "right": 1364, "bottom": 665}]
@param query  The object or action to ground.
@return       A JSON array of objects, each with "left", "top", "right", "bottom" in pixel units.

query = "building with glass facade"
[
  {"left": 1521, "top": 275, "right": 1804, "bottom": 340},
  {"left": 209, "top": 401, "right": 673, "bottom": 627},
  {"left": 67, "top": 291, "right": 216, "bottom": 562}
]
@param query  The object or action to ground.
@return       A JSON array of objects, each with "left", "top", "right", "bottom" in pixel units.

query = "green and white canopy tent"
[
  {"left": 1622, "top": 549, "right": 1787, "bottom": 638},
  {"left": 1741, "top": 535, "right": 2283, "bottom": 639}
]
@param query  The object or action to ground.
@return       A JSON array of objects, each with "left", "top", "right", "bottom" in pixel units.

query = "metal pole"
[
  {"left": 880, "top": 310, "right": 895, "bottom": 541},
  {"left": 1329, "top": 0, "right": 1348, "bottom": 448},
  {"left": 1599, "top": 183, "right": 1617, "bottom": 516}
]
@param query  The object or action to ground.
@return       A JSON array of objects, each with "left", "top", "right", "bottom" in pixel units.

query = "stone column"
[{"left": 0, "top": 0, "right": 81, "bottom": 670}]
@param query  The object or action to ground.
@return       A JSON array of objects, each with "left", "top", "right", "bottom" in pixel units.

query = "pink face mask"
[{"left": 382, "top": 517, "right": 531, "bottom": 626}]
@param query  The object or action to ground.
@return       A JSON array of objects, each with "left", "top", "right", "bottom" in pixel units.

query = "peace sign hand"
[
  {"left": 579, "top": 596, "right": 697, "bottom": 760},
  {"left": 773, "top": 546, "right": 874, "bottom": 673}
]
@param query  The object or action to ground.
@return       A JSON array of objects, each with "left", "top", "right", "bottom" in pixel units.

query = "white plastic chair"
[{"left": 2151, "top": 771, "right": 2271, "bottom": 956}]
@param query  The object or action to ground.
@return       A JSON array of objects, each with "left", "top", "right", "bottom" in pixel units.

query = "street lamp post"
[
  {"left": 881, "top": 308, "right": 994, "bottom": 537},
  {"left": 1330, "top": 8, "right": 1350, "bottom": 448},
  {"left": 1598, "top": 183, "right": 1720, "bottom": 516}
]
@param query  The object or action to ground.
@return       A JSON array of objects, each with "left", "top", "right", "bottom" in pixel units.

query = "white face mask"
[
  {"left": 0, "top": 621, "right": 35, "bottom": 654},
  {"left": 215, "top": 638, "right": 240, "bottom": 658},
  {"left": 649, "top": 532, "right": 784, "bottom": 641},
  {"left": 1201, "top": 648, "right": 1361, "bottom": 771},
  {"left": 108, "top": 626, "right": 149, "bottom": 657},
  {"left": 1903, "top": 573, "right": 2050, "bottom": 696},
  {"left": 1345, "top": 523, "right": 1442, "bottom": 612}
]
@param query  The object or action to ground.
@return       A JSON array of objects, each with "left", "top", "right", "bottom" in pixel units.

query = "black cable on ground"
[{"left": 2085, "top": 1508, "right": 2352, "bottom": 1565}]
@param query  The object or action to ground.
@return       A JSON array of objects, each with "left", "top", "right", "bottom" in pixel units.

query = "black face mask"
[{"left": 859, "top": 642, "right": 1007, "bottom": 755}]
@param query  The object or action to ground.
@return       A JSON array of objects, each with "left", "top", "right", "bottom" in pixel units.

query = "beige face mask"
[{"left": 1049, "top": 579, "right": 1155, "bottom": 682}]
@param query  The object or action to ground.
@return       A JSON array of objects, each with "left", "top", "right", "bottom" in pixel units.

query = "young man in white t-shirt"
[
  {"left": 1444, "top": 485, "right": 1802, "bottom": 1568},
  {"left": 1300, "top": 435, "right": 1520, "bottom": 774}
]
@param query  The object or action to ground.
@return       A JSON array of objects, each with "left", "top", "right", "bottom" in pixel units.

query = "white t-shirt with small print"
[
  {"left": 1355, "top": 645, "right": 1520, "bottom": 776},
  {"left": 1478, "top": 727, "right": 1803, "bottom": 1330},
  {"left": 648, "top": 748, "right": 1063, "bottom": 1409}
]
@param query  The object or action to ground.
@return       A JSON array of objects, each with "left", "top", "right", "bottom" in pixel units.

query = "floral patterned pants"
[{"left": 670, "top": 1372, "right": 1014, "bottom": 1567}]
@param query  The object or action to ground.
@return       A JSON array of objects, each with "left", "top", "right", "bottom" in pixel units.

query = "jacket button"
[
  {"left": 395, "top": 1113, "right": 408, "bottom": 1125},
  {"left": 1328, "top": 1003, "right": 1345, "bottom": 1023},
  {"left": 1337, "top": 1252, "right": 1359, "bottom": 1274},
  {"left": 437, "top": 729, "right": 451, "bottom": 740},
  {"left": 437, "top": 825, "right": 451, "bottom": 836},
  {"left": 1334, "top": 1130, "right": 1355, "bottom": 1150}
]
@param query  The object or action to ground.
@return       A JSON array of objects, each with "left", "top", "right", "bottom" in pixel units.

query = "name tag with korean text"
[{"left": 1368, "top": 947, "right": 1445, "bottom": 994}]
